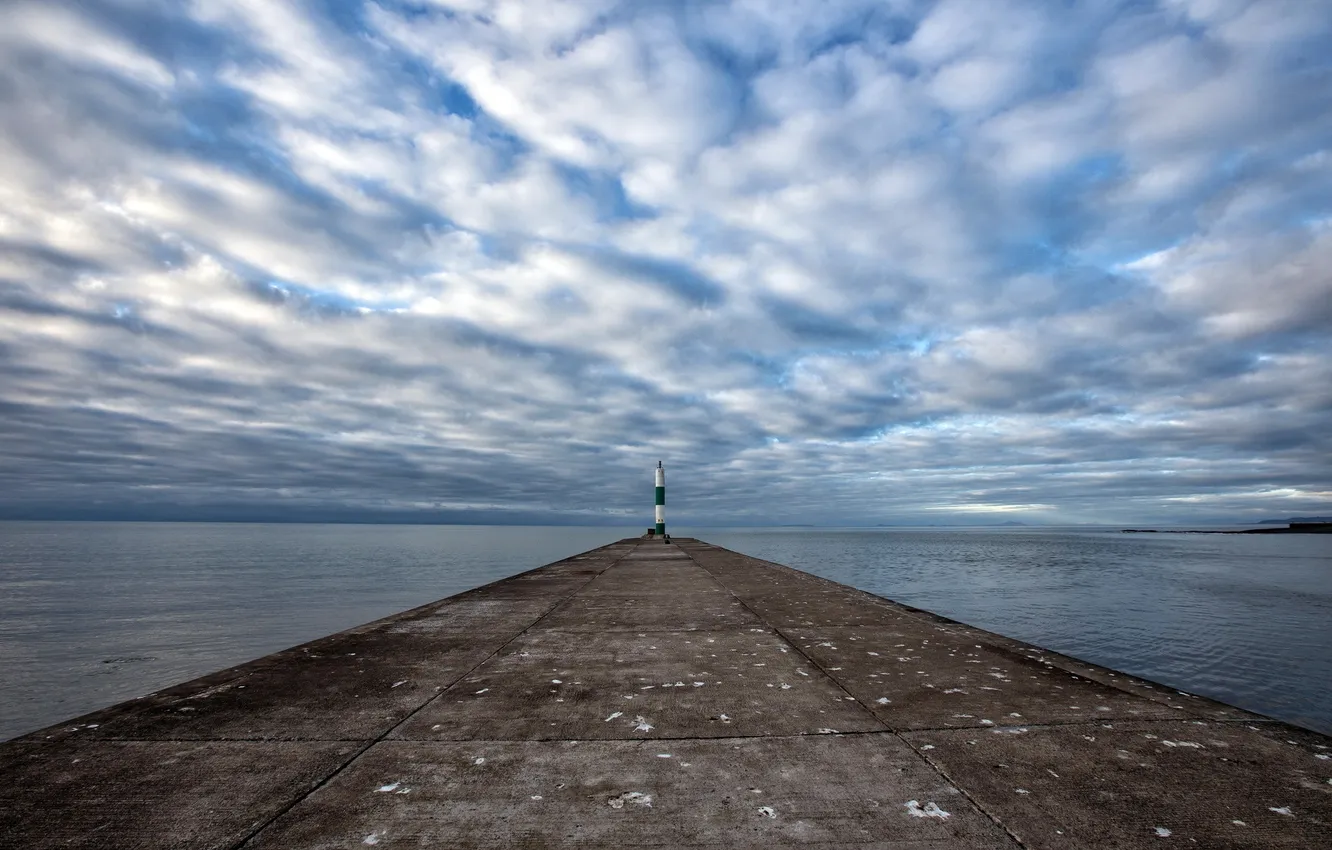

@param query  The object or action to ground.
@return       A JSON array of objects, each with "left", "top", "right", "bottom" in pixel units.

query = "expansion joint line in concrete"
[
  {"left": 895, "top": 716, "right": 1280, "bottom": 736},
  {"left": 403, "top": 729, "right": 907, "bottom": 745},
  {"left": 679, "top": 553, "right": 882, "bottom": 728},
  {"left": 907, "top": 745, "right": 1032, "bottom": 850},
  {"left": 683, "top": 545, "right": 1031, "bottom": 850},
  {"left": 109, "top": 713, "right": 1272, "bottom": 746},
  {"left": 227, "top": 544, "right": 636, "bottom": 850}
]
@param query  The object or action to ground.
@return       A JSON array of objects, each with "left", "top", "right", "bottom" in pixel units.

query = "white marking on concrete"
[
  {"left": 1269, "top": 806, "right": 1293, "bottom": 816},
  {"left": 634, "top": 716, "right": 654, "bottom": 733},
  {"left": 905, "top": 800, "right": 950, "bottom": 819},
  {"left": 608, "top": 791, "right": 652, "bottom": 809},
  {"left": 375, "top": 782, "right": 400, "bottom": 793},
  {"left": 363, "top": 832, "right": 384, "bottom": 845},
  {"left": 391, "top": 681, "right": 407, "bottom": 688},
  {"left": 604, "top": 711, "right": 623, "bottom": 722},
  {"left": 1154, "top": 827, "right": 1171, "bottom": 837},
  {"left": 758, "top": 806, "right": 776, "bottom": 818}
]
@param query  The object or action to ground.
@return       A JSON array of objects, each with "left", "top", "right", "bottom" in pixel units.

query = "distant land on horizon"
[
  {"left": 4, "top": 508, "right": 1332, "bottom": 528},
  {"left": 1258, "top": 516, "right": 1332, "bottom": 524}
]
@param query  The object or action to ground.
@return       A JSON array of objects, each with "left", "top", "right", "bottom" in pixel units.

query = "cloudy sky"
[{"left": 2, "top": 0, "right": 1330, "bottom": 526}]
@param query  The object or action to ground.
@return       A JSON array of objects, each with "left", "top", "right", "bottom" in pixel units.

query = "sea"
[{"left": 1, "top": 522, "right": 1328, "bottom": 741}]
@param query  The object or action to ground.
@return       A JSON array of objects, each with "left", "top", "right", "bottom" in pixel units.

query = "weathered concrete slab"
[
  {"left": 0, "top": 740, "right": 356, "bottom": 850},
  {"left": 681, "top": 544, "right": 913, "bottom": 628},
  {"left": 393, "top": 628, "right": 883, "bottom": 741},
  {"left": 247, "top": 736, "right": 1018, "bottom": 849},
  {"left": 987, "top": 632, "right": 1275, "bottom": 723},
  {"left": 853, "top": 604, "right": 1276, "bottom": 724},
  {"left": 785, "top": 625, "right": 1180, "bottom": 730},
  {"left": 901, "top": 720, "right": 1332, "bottom": 849},
  {"left": 2, "top": 536, "right": 1329, "bottom": 850},
  {"left": 539, "top": 556, "right": 760, "bottom": 632}
]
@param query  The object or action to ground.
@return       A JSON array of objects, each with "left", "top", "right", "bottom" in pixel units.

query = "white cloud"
[{"left": 2, "top": 2, "right": 175, "bottom": 89}]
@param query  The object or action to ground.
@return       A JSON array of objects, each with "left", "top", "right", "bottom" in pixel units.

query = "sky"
[{"left": 1, "top": 0, "right": 1330, "bottom": 527}]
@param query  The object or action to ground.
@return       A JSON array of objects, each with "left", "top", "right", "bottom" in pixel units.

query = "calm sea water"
[{"left": 1, "top": 522, "right": 1328, "bottom": 741}]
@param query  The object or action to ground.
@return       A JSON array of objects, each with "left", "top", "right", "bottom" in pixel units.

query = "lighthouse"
[{"left": 654, "top": 461, "right": 666, "bottom": 539}]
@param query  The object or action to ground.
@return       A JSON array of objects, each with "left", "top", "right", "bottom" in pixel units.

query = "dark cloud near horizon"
[{"left": 1, "top": 0, "right": 1330, "bottom": 527}]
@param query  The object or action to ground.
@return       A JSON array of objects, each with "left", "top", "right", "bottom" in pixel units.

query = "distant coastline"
[{"left": 1123, "top": 521, "right": 1332, "bottom": 534}]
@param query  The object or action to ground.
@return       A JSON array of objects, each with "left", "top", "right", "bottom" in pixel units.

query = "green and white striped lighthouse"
[{"left": 654, "top": 461, "right": 666, "bottom": 538}]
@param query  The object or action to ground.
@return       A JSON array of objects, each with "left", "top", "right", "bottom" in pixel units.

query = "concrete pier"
[{"left": 3, "top": 538, "right": 1329, "bottom": 848}]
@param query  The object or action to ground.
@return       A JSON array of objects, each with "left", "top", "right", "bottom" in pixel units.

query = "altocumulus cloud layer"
[{"left": 1, "top": 0, "right": 1330, "bottom": 525}]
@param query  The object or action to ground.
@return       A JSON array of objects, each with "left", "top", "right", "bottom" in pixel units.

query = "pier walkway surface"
[{"left": 3, "top": 539, "right": 1330, "bottom": 848}]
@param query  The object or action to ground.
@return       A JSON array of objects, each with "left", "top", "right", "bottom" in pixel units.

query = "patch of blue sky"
[
  {"left": 725, "top": 331, "right": 935, "bottom": 397},
  {"left": 882, "top": 331, "right": 936, "bottom": 357},
  {"left": 465, "top": 118, "right": 532, "bottom": 178},
  {"left": 576, "top": 247, "right": 728, "bottom": 308},
  {"left": 987, "top": 154, "right": 1136, "bottom": 272},
  {"left": 109, "top": 302, "right": 136, "bottom": 320},
  {"left": 554, "top": 163, "right": 657, "bottom": 223},
  {"left": 471, "top": 233, "right": 521, "bottom": 262},
  {"left": 75, "top": 0, "right": 260, "bottom": 78},
  {"left": 311, "top": 9, "right": 527, "bottom": 170},
  {"left": 174, "top": 84, "right": 278, "bottom": 166},
  {"left": 722, "top": 350, "right": 788, "bottom": 388},
  {"left": 759, "top": 294, "right": 878, "bottom": 345},
  {"left": 157, "top": 102, "right": 370, "bottom": 234},
  {"left": 249, "top": 280, "right": 410, "bottom": 319},
  {"left": 811, "top": 7, "right": 918, "bottom": 59},
  {"left": 308, "top": 0, "right": 373, "bottom": 37},
  {"left": 539, "top": 285, "right": 590, "bottom": 317},
  {"left": 374, "top": 39, "right": 482, "bottom": 121},
  {"left": 681, "top": 212, "right": 749, "bottom": 257},
  {"left": 1064, "top": 153, "right": 1125, "bottom": 185},
  {"left": 683, "top": 29, "right": 780, "bottom": 81},
  {"left": 346, "top": 178, "right": 460, "bottom": 239}
]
